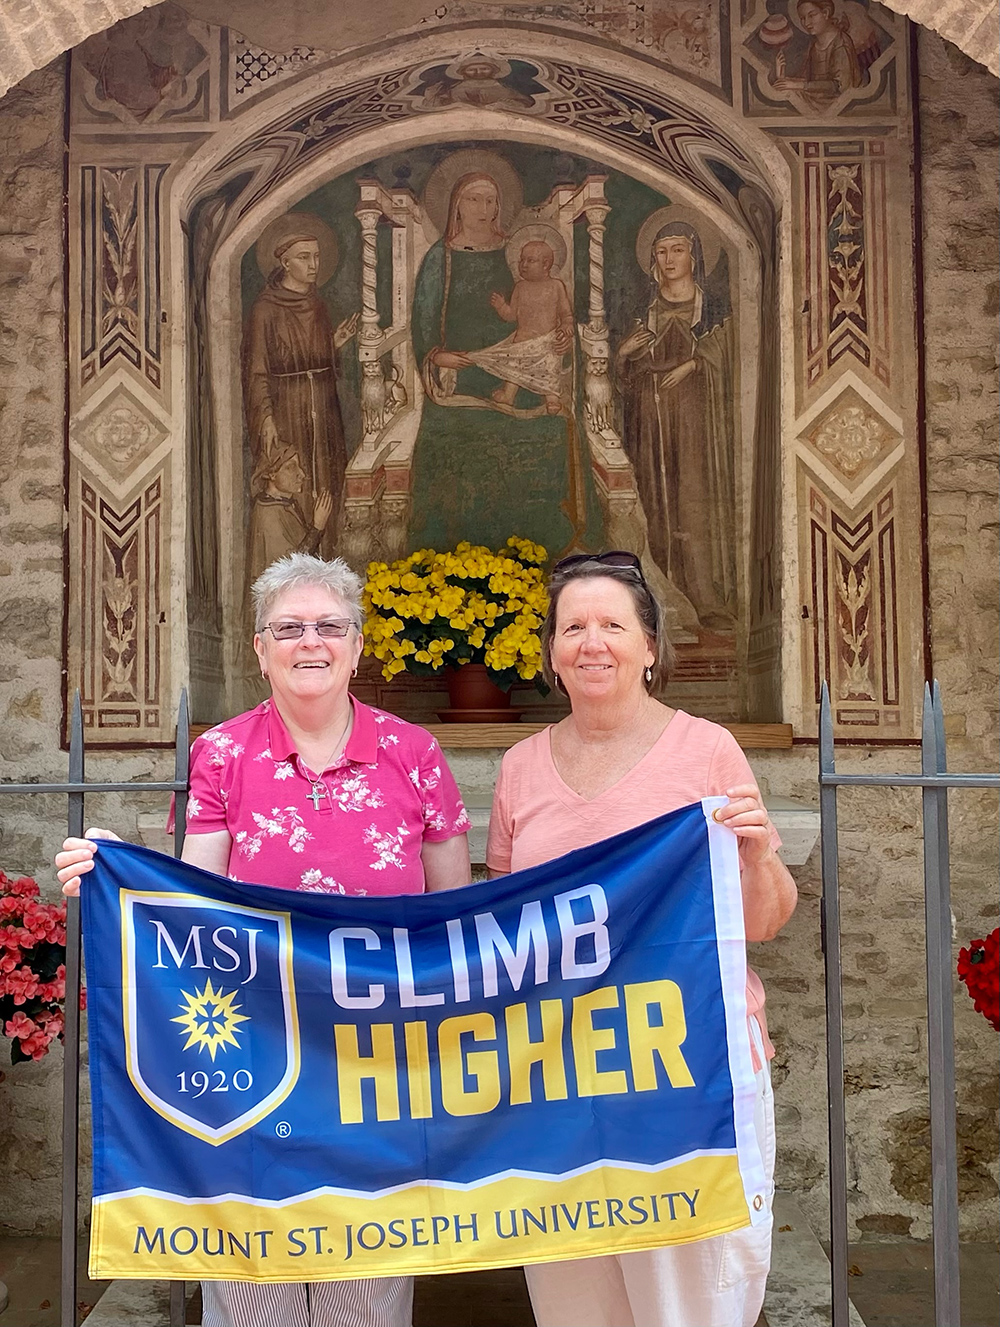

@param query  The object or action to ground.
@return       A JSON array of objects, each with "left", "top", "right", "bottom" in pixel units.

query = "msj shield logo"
[{"left": 121, "top": 891, "right": 299, "bottom": 1146}]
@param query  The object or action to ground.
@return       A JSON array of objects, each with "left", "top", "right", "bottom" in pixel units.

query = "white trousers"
[
  {"left": 200, "top": 1276, "right": 413, "bottom": 1327},
  {"left": 525, "top": 1021, "right": 776, "bottom": 1327}
]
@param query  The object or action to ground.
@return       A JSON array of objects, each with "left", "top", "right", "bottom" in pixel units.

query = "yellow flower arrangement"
[{"left": 363, "top": 537, "right": 549, "bottom": 689}]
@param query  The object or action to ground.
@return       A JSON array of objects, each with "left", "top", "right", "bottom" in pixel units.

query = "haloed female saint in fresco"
[
  {"left": 409, "top": 167, "right": 596, "bottom": 555},
  {"left": 617, "top": 221, "right": 737, "bottom": 630},
  {"left": 241, "top": 232, "right": 358, "bottom": 573}
]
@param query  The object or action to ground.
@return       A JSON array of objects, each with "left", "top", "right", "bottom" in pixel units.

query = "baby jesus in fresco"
[{"left": 472, "top": 240, "right": 573, "bottom": 415}]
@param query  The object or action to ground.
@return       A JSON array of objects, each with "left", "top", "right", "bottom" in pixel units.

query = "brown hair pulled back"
[{"left": 540, "top": 559, "right": 675, "bottom": 695}]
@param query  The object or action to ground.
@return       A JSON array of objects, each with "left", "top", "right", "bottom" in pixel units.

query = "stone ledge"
[
  {"left": 80, "top": 1277, "right": 179, "bottom": 1326},
  {"left": 764, "top": 1192, "right": 867, "bottom": 1327}
]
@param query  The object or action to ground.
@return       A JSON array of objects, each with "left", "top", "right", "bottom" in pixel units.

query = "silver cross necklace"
[{"left": 302, "top": 711, "right": 353, "bottom": 812}]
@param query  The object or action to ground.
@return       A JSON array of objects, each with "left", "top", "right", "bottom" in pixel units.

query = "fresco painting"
[
  {"left": 748, "top": 0, "right": 889, "bottom": 112},
  {"left": 65, "top": 5, "right": 922, "bottom": 738},
  {"left": 618, "top": 216, "right": 736, "bottom": 629},
  {"left": 241, "top": 217, "right": 359, "bottom": 583},
  {"left": 239, "top": 143, "right": 742, "bottom": 641}
]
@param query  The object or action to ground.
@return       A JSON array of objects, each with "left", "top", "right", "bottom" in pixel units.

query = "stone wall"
[
  {"left": 0, "top": 56, "right": 75, "bottom": 1233},
  {"left": 754, "top": 33, "right": 998, "bottom": 1246},
  {"left": 916, "top": 25, "right": 999, "bottom": 1240},
  {"left": 0, "top": 29, "right": 997, "bottom": 1246},
  {"left": 0, "top": 56, "right": 179, "bottom": 1229},
  {"left": 750, "top": 35, "right": 999, "bottom": 1246}
]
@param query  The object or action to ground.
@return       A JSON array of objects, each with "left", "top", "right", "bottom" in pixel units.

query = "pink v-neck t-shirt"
[{"left": 486, "top": 709, "right": 780, "bottom": 1069}]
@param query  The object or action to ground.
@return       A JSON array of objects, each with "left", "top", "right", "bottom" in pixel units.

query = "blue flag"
[{"left": 83, "top": 796, "right": 768, "bottom": 1281}]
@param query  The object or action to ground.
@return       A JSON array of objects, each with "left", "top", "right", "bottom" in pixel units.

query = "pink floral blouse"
[{"left": 178, "top": 697, "right": 470, "bottom": 896}]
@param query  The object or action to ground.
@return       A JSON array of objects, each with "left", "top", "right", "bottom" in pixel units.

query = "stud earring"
[{"left": 645, "top": 667, "right": 653, "bottom": 684}]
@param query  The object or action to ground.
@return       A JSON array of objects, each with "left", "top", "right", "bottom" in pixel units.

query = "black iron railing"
[
  {"left": 0, "top": 682, "right": 996, "bottom": 1327},
  {"left": 819, "top": 680, "right": 1000, "bottom": 1327},
  {"left": 0, "top": 689, "right": 190, "bottom": 1327}
]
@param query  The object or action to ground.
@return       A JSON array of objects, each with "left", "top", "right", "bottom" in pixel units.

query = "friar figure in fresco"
[
  {"left": 241, "top": 233, "right": 358, "bottom": 551},
  {"left": 617, "top": 221, "right": 737, "bottom": 630}
]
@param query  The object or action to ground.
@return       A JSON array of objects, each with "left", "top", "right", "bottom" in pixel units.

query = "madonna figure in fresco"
[
  {"left": 617, "top": 221, "right": 737, "bottom": 630},
  {"left": 241, "top": 233, "right": 358, "bottom": 554},
  {"left": 409, "top": 167, "right": 598, "bottom": 555}
]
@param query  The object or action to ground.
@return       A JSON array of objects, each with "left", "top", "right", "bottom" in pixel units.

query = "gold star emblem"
[{"left": 171, "top": 977, "right": 250, "bottom": 1061}]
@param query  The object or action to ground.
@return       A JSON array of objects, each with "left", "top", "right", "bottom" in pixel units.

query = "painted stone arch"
[
  {"left": 175, "top": 44, "right": 787, "bottom": 724},
  {"left": 65, "top": 9, "right": 928, "bottom": 743},
  {"left": 2, "top": 0, "right": 996, "bottom": 100}
]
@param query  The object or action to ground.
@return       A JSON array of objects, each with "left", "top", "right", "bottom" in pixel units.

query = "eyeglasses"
[
  {"left": 552, "top": 550, "right": 645, "bottom": 577},
  {"left": 264, "top": 619, "right": 354, "bottom": 640}
]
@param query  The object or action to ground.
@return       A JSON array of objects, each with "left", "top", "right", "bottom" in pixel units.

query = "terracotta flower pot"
[{"left": 438, "top": 664, "right": 520, "bottom": 723}]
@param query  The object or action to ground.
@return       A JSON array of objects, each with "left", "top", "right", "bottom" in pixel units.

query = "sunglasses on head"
[{"left": 552, "top": 550, "right": 645, "bottom": 576}]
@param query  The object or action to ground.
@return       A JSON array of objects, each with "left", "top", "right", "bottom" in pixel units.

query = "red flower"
[
  {"left": 36, "top": 1009, "right": 65, "bottom": 1036},
  {"left": 957, "top": 928, "right": 1000, "bottom": 1032},
  {"left": 1, "top": 873, "right": 81, "bottom": 1063},
  {"left": 0, "top": 925, "right": 24, "bottom": 951},
  {"left": 4, "top": 966, "right": 41, "bottom": 1005},
  {"left": 21, "top": 1028, "right": 54, "bottom": 1060},
  {"left": 5, "top": 1012, "right": 36, "bottom": 1039}
]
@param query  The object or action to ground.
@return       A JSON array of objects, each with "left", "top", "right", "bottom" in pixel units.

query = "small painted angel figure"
[{"left": 772, "top": 0, "right": 879, "bottom": 110}]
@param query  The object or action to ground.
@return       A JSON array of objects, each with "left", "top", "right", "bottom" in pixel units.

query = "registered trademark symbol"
[{"left": 275, "top": 1121, "right": 292, "bottom": 1138}]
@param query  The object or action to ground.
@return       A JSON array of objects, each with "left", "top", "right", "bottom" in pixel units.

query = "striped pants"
[{"left": 200, "top": 1276, "right": 413, "bottom": 1327}]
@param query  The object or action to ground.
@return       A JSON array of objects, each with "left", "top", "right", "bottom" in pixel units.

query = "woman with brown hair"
[{"left": 487, "top": 552, "right": 797, "bottom": 1327}]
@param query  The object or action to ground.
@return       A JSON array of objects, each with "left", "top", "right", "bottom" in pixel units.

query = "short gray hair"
[
  {"left": 540, "top": 559, "right": 675, "bottom": 694},
  {"left": 251, "top": 553, "right": 365, "bottom": 634}
]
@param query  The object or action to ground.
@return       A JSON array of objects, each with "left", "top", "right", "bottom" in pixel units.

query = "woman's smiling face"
[
  {"left": 549, "top": 576, "right": 655, "bottom": 702},
  {"left": 253, "top": 585, "right": 362, "bottom": 706}
]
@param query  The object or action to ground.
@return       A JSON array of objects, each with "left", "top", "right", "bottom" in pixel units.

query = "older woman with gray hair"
[
  {"left": 57, "top": 552, "right": 472, "bottom": 1327},
  {"left": 487, "top": 551, "right": 797, "bottom": 1327}
]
